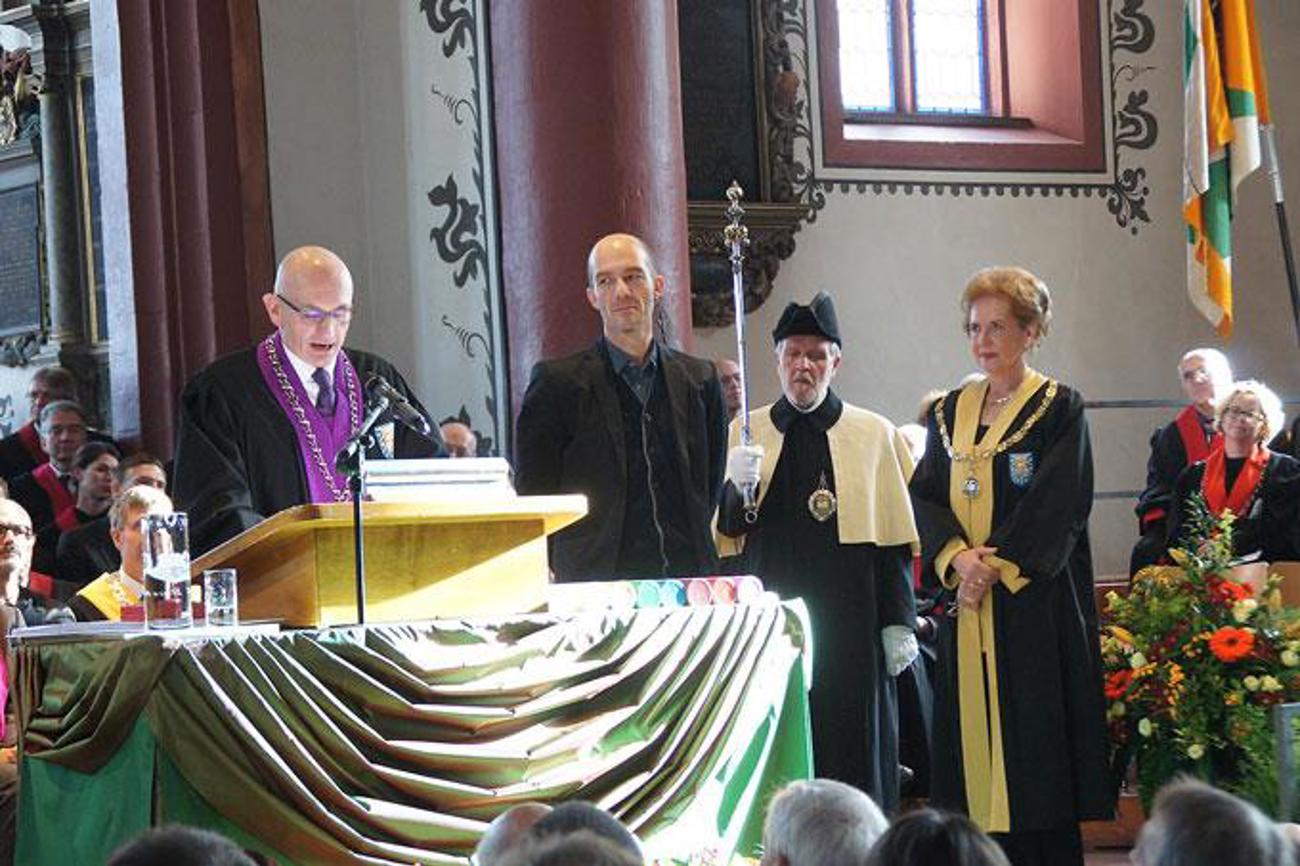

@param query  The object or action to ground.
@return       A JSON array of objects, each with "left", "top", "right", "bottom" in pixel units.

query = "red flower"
[
  {"left": 1105, "top": 669, "right": 1133, "bottom": 700},
  {"left": 1207, "top": 576, "right": 1251, "bottom": 606},
  {"left": 1208, "top": 627, "right": 1256, "bottom": 663}
]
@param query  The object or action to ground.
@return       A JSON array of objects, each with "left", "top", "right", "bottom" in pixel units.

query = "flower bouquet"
[{"left": 1104, "top": 494, "right": 1300, "bottom": 812}]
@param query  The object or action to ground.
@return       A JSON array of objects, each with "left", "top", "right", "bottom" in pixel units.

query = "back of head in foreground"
[
  {"left": 106, "top": 825, "right": 263, "bottom": 866},
  {"left": 529, "top": 800, "right": 642, "bottom": 858},
  {"left": 761, "top": 778, "right": 888, "bottom": 866},
  {"left": 1133, "top": 777, "right": 1294, "bottom": 866},
  {"left": 473, "top": 802, "right": 553, "bottom": 866},
  {"left": 863, "top": 809, "right": 1009, "bottom": 866},
  {"left": 500, "top": 829, "right": 642, "bottom": 866}
]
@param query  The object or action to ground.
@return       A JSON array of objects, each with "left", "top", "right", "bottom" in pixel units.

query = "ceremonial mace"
[{"left": 724, "top": 181, "right": 759, "bottom": 523}]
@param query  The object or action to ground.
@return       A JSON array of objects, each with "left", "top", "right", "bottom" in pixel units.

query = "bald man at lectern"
[{"left": 172, "top": 245, "right": 442, "bottom": 555}]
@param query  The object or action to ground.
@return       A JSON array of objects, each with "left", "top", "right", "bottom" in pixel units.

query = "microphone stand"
[{"left": 335, "top": 393, "right": 390, "bottom": 626}]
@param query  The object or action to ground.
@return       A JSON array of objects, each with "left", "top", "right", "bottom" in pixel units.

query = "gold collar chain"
[
  {"left": 935, "top": 379, "right": 1058, "bottom": 465},
  {"left": 265, "top": 336, "right": 361, "bottom": 502}
]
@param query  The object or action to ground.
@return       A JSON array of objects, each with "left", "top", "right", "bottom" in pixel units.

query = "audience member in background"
[
  {"left": 69, "top": 486, "right": 172, "bottom": 621},
  {"left": 7, "top": 401, "right": 89, "bottom": 531},
  {"left": 528, "top": 801, "right": 642, "bottom": 859},
  {"left": 32, "top": 441, "right": 119, "bottom": 577},
  {"left": 1167, "top": 380, "right": 1300, "bottom": 576},
  {"left": 502, "top": 830, "right": 640, "bottom": 866},
  {"left": 1131, "top": 777, "right": 1294, "bottom": 866},
  {"left": 105, "top": 825, "right": 264, "bottom": 866},
  {"left": 864, "top": 808, "right": 1010, "bottom": 866},
  {"left": 1131, "top": 348, "right": 1233, "bottom": 576},
  {"left": 440, "top": 421, "right": 478, "bottom": 458},
  {"left": 717, "top": 357, "right": 744, "bottom": 421},
  {"left": 0, "top": 499, "right": 69, "bottom": 626},
  {"left": 472, "top": 803, "right": 552, "bottom": 866},
  {"left": 56, "top": 453, "right": 167, "bottom": 591},
  {"left": 759, "top": 778, "right": 887, "bottom": 866},
  {"left": 0, "top": 366, "right": 77, "bottom": 483}
]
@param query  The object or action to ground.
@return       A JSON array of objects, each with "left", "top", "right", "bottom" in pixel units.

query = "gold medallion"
[{"left": 807, "top": 471, "right": 837, "bottom": 522}]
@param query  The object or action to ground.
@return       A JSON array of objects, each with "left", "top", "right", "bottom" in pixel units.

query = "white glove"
[
  {"left": 882, "top": 625, "right": 919, "bottom": 677},
  {"left": 725, "top": 444, "right": 764, "bottom": 488}
]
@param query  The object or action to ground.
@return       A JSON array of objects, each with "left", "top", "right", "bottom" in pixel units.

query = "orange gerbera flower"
[
  {"left": 1208, "top": 627, "right": 1255, "bottom": 663},
  {"left": 1207, "top": 576, "right": 1251, "bottom": 606},
  {"left": 1105, "top": 669, "right": 1133, "bottom": 700}
]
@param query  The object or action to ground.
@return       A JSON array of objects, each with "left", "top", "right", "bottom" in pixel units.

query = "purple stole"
[{"left": 255, "top": 332, "right": 361, "bottom": 503}]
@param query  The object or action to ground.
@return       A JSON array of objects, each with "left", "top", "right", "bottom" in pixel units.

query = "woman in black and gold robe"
[{"left": 909, "top": 267, "right": 1113, "bottom": 866}]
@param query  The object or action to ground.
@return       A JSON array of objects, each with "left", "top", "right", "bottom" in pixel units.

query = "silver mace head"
[{"left": 724, "top": 180, "right": 749, "bottom": 252}]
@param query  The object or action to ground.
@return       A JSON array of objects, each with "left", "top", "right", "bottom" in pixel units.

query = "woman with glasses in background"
[{"left": 1167, "top": 380, "right": 1300, "bottom": 570}]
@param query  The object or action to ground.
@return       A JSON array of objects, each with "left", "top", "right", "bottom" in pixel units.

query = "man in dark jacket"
[{"left": 514, "top": 233, "right": 727, "bottom": 582}]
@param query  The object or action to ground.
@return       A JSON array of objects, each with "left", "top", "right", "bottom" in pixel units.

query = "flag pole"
[{"left": 1262, "top": 126, "right": 1300, "bottom": 346}]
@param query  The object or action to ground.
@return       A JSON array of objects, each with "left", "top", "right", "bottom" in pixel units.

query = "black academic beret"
[{"left": 771, "top": 292, "right": 841, "bottom": 346}]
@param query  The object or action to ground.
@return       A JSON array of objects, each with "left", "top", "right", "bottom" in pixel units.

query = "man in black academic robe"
[
  {"left": 8, "top": 402, "right": 89, "bottom": 533},
  {"left": 172, "top": 246, "right": 441, "bottom": 556},
  {"left": 716, "top": 293, "right": 918, "bottom": 812},
  {"left": 1131, "top": 349, "right": 1230, "bottom": 576},
  {"left": 515, "top": 234, "right": 727, "bottom": 582},
  {"left": 0, "top": 367, "right": 77, "bottom": 484}
]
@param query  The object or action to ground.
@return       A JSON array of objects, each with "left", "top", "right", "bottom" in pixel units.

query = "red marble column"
[
  {"left": 490, "top": 0, "right": 694, "bottom": 417},
  {"left": 93, "top": 0, "right": 272, "bottom": 456}
]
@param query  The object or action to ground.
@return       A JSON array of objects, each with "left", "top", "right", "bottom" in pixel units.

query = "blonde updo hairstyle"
[
  {"left": 960, "top": 267, "right": 1052, "bottom": 343},
  {"left": 1216, "top": 379, "right": 1285, "bottom": 443}
]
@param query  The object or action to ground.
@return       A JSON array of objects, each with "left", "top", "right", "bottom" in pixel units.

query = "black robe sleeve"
[
  {"left": 172, "top": 365, "right": 269, "bottom": 549},
  {"left": 513, "top": 362, "right": 568, "bottom": 496},
  {"left": 1136, "top": 422, "right": 1188, "bottom": 529},
  {"left": 983, "top": 387, "right": 1093, "bottom": 583},
  {"left": 1165, "top": 462, "right": 1205, "bottom": 555},
  {"left": 702, "top": 370, "right": 728, "bottom": 513},
  {"left": 55, "top": 519, "right": 118, "bottom": 591},
  {"left": 1262, "top": 454, "right": 1300, "bottom": 562},
  {"left": 909, "top": 391, "right": 966, "bottom": 587}
]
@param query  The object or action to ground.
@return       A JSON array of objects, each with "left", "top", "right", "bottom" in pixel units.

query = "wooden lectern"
[{"left": 190, "top": 495, "right": 586, "bottom": 627}]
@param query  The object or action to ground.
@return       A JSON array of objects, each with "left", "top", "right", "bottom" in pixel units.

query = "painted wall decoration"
[
  {"left": 770, "top": 0, "right": 1159, "bottom": 235},
  {"left": 419, "top": 0, "right": 505, "bottom": 455}
]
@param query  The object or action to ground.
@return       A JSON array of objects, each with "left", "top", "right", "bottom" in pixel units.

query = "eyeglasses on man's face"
[
  {"left": 276, "top": 293, "right": 353, "bottom": 325},
  {"left": 0, "top": 523, "right": 34, "bottom": 540}
]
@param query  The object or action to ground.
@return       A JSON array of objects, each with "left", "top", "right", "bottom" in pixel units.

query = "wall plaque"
[{"left": 0, "top": 183, "right": 41, "bottom": 339}]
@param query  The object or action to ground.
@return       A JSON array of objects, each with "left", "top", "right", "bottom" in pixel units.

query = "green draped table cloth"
[{"left": 12, "top": 602, "right": 812, "bottom": 865}]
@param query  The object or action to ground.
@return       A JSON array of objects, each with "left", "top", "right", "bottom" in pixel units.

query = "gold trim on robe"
[
  {"left": 714, "top": 400, "right": 919, "bottom": 557},
  {"left": 945, "top": 370, "right": 1047, "bottom": 833},
  {"left": 74, "top": 569, "right": 142, "bottom": 622}
]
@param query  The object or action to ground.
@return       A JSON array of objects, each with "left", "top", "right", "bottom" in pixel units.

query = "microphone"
[{"left": 365, "top": 375, "right": 432, "bottom": 436}]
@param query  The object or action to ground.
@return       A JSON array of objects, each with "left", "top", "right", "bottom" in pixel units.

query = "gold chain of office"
[
  {"left": 934, "top": 379, "right": 1058, "bottom": 467},
  {"left": 264, "top": 335, "right": 361, "bottom": 502}
]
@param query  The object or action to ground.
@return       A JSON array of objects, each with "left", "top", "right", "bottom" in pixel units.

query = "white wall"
[{"left": 693, "top": 0, "right": 1300, "bottom": 578}]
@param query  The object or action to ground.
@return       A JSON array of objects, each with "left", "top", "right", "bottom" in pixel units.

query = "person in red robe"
[{"left": 1130, "top": 348, "right": 1232, "bottom": 576}]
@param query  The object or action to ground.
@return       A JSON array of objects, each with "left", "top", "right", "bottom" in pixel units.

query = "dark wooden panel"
[{"left": 678, "top": 0, "right": 762, "bottom": 201}]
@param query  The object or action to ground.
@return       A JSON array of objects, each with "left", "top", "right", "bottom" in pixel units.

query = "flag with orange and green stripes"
[{"left": 1184, "top": 0, "right": 1270, "bottom": 338}]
